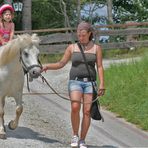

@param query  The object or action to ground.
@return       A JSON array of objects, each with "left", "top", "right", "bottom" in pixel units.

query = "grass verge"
[{"left": 101, "top": 51, "right": 148, "bottom": 130}]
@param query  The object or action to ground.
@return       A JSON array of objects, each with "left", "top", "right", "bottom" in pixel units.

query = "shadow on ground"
[
  {"left": 6, "top": 126, "right": 61, "bottom": 144},
  {"left": 88, "top": 145, "right": 117, "bottom": 148}
]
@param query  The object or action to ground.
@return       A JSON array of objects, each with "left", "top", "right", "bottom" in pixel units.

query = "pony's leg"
[
  {"left": 8, "top": 96, "right": 23, "bottom": 130},
  {"left": 0, "top": 96, "right": 6, "bottom": 139}
]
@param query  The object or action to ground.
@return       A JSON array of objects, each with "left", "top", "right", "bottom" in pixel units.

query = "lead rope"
[
  {"left": 39, "top": 74, "right": 99, "bottom": 104},
  {"left": 26, "top": 73, "right": 30, "bottom": 92}
]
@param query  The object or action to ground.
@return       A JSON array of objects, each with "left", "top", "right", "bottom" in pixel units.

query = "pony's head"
[{"left": 20, "top": 34, "right": 42, "bottom": 79}]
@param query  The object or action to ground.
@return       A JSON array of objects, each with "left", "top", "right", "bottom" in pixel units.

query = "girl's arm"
[
  {"left": 9, "top": 22, "right": 15, "bottom": 41},
  {"left": 0, "top": 22, "right": 4, "bottom": 45},
  {"left": 0, "top": 35, "right": 4, "bottom": 45}
]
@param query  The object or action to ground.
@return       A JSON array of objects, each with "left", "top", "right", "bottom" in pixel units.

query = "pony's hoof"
[
  {"left": 8, "top": 120, "right": 17, "bottom": 130},
  {"left": 0, "top": 133, "right": 6, "bottom": 139}
]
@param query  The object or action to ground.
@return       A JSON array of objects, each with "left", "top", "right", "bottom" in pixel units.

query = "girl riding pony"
[{"left": 0, "top": 4, "right": 15, "bottom": 46}]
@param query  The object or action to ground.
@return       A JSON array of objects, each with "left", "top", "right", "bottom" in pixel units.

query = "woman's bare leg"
[
  {"left": 70, "top": 91, "right": 82, "bottom": 136},
  {"left": 80, "top": 94, "right": 92, "bottom": 140}
]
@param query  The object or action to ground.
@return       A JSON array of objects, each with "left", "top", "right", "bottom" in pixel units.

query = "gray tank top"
[{"left": 69, "top": 44, "right": 97, "bottom": 80}]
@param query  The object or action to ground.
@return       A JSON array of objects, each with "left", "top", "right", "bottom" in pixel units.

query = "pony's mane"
[{"left": 0, "top": 34, "right": 40, "bottom": 66}]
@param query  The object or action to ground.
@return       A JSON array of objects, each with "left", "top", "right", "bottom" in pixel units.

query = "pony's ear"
[
  {"left": 17, "top": 34, "right": 30, "bottom": 42},
  {"left": 31, "top": 34, "right": 40, "bottom": 45},
  {"left": 17, "top": 34, "right": 32, "bottom": 49}
]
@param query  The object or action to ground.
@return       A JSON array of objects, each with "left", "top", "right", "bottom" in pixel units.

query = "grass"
[
  {"left": 39, "top": 53, "right": 64, "bottom": 63},
  {"left": 102, "top": 47, "right": 147, "bottom": 59},
  {"left": 101, "top": 51, "right": 148, "bottom": 130}
]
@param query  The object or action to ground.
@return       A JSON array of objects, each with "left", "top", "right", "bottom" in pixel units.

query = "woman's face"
[
  {"left": 77, "top": 30, "right": 91, "bottom": 44},
  {"left": 2, "top": 10, "right": 13, "bottom": 22}
]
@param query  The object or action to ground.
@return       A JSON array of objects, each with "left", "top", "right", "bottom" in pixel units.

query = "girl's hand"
[{"left": 2, "top": 41, "right": 7, "bottom": 45}]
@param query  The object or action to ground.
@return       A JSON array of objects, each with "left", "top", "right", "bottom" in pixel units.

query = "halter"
[
  {"left": 19, "top": 51, "right": 42, "bottom": 92},
  {"left": 19, "top": 51, "right": 42, "bottom": 74}
]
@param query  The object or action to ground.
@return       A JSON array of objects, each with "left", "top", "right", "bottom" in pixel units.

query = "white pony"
[{"left": 0, "top": 34, "right": 42, "bottom": 139}]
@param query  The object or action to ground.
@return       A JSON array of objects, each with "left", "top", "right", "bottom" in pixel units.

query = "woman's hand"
[
  {"left": 41, "top": 65, "right": 49, "bottom": 73},
  {"left": 98, "top": 88, "right": 106, "bottom": 96}
]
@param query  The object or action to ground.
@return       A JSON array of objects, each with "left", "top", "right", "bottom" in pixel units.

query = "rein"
[
  {"left": 36, "top": 74, "right": 99, "bottom": 104},
  {"left": 20, "top": 53, "right": 99, "bottom": 104}
]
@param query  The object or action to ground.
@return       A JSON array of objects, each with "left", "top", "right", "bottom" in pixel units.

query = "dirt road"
[{"left": 0, "top": 59, "right": 148, "bottom": 148}]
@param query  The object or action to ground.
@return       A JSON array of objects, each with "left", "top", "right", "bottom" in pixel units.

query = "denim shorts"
[{"left": 68, "top": 80, "right": 97, "bottom": 94}]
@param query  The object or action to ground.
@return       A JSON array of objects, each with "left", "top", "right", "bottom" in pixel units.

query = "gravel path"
[{"left": 0, "top": 58, "right": 148, "bottom": 148}]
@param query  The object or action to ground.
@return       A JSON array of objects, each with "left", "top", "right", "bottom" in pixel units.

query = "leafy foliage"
[
  {"left": 113, "top": 0, "right": 148, "bottom": 23},
  {"left": 32, "top": 0, "right": 65, "bottom": 29},
  {"left": 0, "top": 0, "right": 4, "bottom": 6},
  {"left": 32, "top": 0, "right": 108, "bottom": 29},
  {"left": 1, "top": 0, "right": 147, "bottom": 30}
]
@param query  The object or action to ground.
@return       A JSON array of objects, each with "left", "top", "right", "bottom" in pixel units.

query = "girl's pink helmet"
[{"left": 0, "top": 4, "right": 14, "bottom": 16}]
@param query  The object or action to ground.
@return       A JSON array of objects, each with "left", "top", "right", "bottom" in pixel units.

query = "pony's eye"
[{"left": 24, "top": 52, "right": 29, "bottom": 57}]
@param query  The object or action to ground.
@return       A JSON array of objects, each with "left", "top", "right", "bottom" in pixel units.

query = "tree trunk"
[
  {"left": 22, "top": 0, "right": 32, "bottom": 30},
  {"left": 107, "top": 0, "right": 113, "bottom": 24},
  {"left": 77, "top": 0, "right": 81, "bottom": 24}
]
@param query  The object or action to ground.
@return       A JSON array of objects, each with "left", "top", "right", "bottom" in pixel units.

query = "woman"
[
  {"left": 0, "top": 4, "right": 15, "bottom": 46},
  {"left": 42, "top": 21, "right": 105, "bottom": 148}
]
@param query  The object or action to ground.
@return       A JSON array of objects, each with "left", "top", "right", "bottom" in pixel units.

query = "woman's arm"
[
  {"left": 42, "top": 44, "right": 73, "bottom": 71},
  {"left": 96, "top": 45, "right": 105, "bottom": 96}
]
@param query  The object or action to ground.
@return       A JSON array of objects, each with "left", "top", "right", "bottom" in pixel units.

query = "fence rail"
[{"left": 15, "top": 22, "right": 148, "bottom": 54}]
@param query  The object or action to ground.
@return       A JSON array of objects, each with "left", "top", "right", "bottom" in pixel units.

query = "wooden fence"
[{"left": 15, "top": 22, "right": 148, "bottom": 54}]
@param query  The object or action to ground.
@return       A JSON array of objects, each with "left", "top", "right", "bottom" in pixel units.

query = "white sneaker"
[
  {"left": 71, "top": 135, "right": 79, "bottom": 147},
  {"left": 79, "top": 140, "right": 87, "bottom": 148}
]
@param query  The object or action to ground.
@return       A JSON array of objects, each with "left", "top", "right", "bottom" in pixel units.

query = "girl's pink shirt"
[{"left": 0, "top": 22, "right": 14, "bottom": 45}]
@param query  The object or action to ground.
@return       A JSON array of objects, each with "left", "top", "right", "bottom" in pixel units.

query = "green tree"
[
  {"left": 0, "top": 0, "right": 3, "bottom": 4},
  {"left": 31, "top": 0, "right": 108, "bottom": 29},
  {"left": 32, "top": 0, "right": 71, "bottom": 29},
  {"left": 113, "top": 0, "right": 148, "bottom": 23}
]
